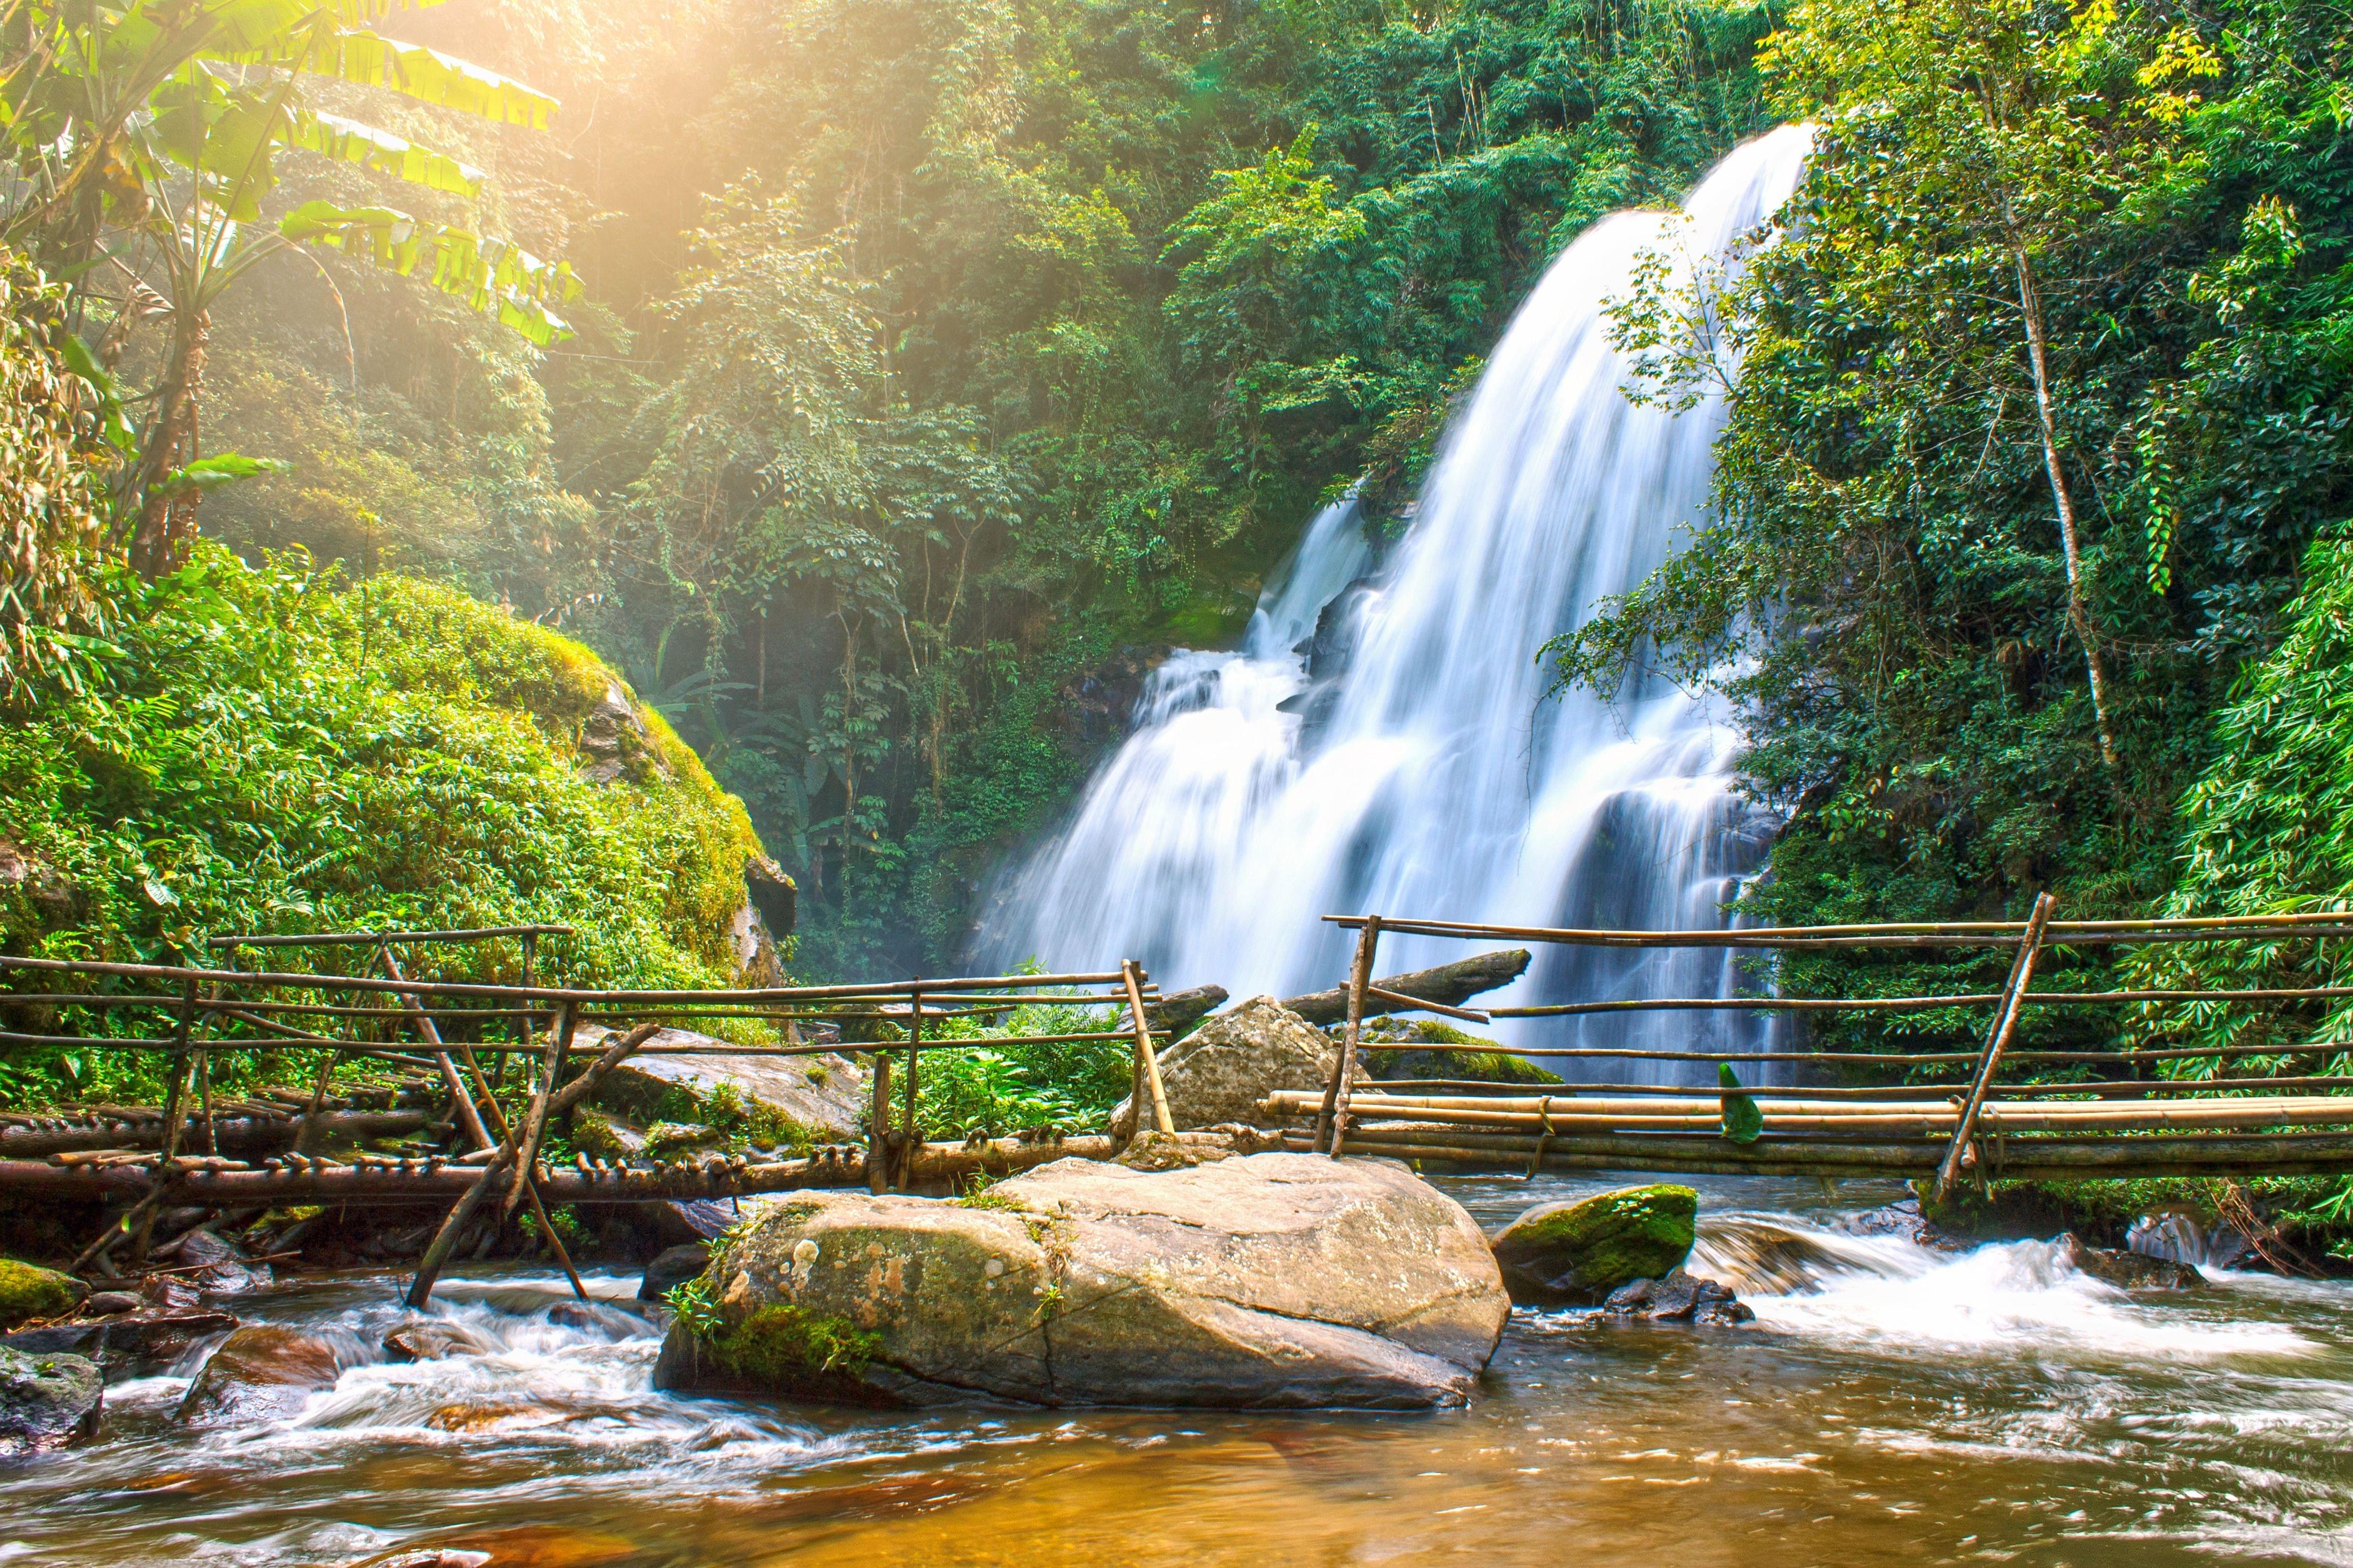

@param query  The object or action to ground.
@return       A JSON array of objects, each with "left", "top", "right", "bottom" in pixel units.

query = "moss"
[
  {"left": 1924, "top": 1175, "right": 2353, "bottom": 1253},
  {"left": 1494, "top": 1185, "right": 1698, "bottom": 1304},
  {"left": 0, "top": 1258, "right": 83, "bottom": 1330},
  {"left": 1356, "top": 1018, "right": 1564, "bottom": 1085},
  {"left": 701, "top": 1304, "right": 884, "bottom": 1400}
]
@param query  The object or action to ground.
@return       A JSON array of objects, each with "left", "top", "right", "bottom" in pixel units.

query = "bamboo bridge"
[{"left": 5, "top": 900, "right": 2353, "bottom": 1302}]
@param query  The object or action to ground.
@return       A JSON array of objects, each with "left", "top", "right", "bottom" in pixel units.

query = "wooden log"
[
  {"left": 0, "top": 1110, "right": 428, "bottom": 1159},
  {"left": 0, "top": 1133, "right": 1121, "bottom": 1204},
  {"left": 1283, "top": 944, "right": 1527, "bottom": 1026},
  {"left": 1316, "top": 916, "right": 1382, "bottom": 1153}
]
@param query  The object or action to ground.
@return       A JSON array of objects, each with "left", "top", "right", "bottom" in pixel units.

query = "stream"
[{"left": 8, "top": 1172, "right": 2353, "bottom": 1566}]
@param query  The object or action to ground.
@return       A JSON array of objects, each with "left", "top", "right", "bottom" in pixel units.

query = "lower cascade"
[{"left": 979, "top": 127, "right": 1816, "bottom": 1078}]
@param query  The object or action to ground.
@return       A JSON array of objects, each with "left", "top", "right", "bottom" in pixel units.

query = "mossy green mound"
[
  {"left": 0, "top": 546, "right": 776, "bottom": 1106},
  {"left": 1490, "top": 1184, "right": 1698, "bottom": 1306},
  {"left": 0, "top": 1258, "right": 84, "bottom": 1331},
  {"left": 1351, "top": 1018, "right": 1564, "bottom": 1086}
]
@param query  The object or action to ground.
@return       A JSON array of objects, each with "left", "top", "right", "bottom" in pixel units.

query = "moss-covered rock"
[
  {"left": 0, "top": 1257, "right": 85, "bottom": 1331},
  {"left": 1490, "top": 1184, "right": 1699, "bottom": 1305},
  {"left": 1344, "top": 1018, "right": 1564, "bottom": 1085}
]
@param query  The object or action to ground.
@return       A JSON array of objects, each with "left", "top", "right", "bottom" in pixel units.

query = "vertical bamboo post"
[
  {"left": 503, "top": 1000, "right": 575, "bottom": 1217},
  {"left": 381, "top": 948, "right": 492, "bottom": 1154},
  {"left": 866, "top": 1048, "right": 895, "bottom": 1195},
  {"left": 1316, "top": 917, "right": 1382, "bottom": 1156},
  {"left": 1122, "top": 961, "right": 1174, "bottom": 1136},
  {"left": 129, "top": 977, "right": 204, "bottom": 1263},
  {"left": 1935, "top": 892, "right": 2057, "bottom": 1201},
  {"left": 900, "top": 988, "right": 923, "bottom": 1189}
]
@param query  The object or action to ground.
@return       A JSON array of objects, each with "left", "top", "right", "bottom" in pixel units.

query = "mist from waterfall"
[{"left": 977, "top": 126, "right": 1814, "bottom": 1081}]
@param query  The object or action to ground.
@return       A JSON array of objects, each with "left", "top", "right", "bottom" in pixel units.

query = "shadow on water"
[{"left": 8, "top": 1169, "right": 2353, "bottom": 1566}]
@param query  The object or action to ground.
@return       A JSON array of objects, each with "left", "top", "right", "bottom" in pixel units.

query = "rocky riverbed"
[{"left": 3, "top": 1169, "right": 2351, "bottom": 1566}]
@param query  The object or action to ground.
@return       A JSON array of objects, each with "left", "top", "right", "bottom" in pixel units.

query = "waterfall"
[{"left": 979, "top": 126, "right": 1814, "bottom": 1081}]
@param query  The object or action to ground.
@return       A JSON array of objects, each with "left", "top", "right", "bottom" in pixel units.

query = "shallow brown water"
[{"left": 8, "top": 1171, "right": 2353, "bottom": 1567}]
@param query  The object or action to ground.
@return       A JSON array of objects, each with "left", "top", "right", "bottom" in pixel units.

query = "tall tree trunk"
[
  {"left": 2013, "top": 249, "right": 2120, "bottom": 775},
  {"left": 126, "top": 309, "right": 209, "bottom": 579}
]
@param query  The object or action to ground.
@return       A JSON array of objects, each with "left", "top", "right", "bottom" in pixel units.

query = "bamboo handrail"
[{"left": 1325, "top": 910, "right": 2353, "bottom": 948}]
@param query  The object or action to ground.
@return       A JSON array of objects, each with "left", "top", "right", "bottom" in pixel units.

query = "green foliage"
[
  {"left": 2128, "top": 535, "right": 2353, "bottom": 1065},
  {"left": 0, "top": 254, "right": 113, "bottom": 701},
  {"left": 1548, "top": 0, "right": 2353, "bottom": 1054},
  {"left": 1717, "top": 1062, "right": 1762, "bottom": 1143},
  {"left": 904, "top": 995, "right": 1134, "bottom": 1137},
  {"left": 0, "top": 542, "right": 766, "bottom": 1105}
]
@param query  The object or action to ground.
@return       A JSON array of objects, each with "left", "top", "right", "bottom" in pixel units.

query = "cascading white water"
[{"left": 979, "top": 127, "right": 1815, "bottom": 1080}]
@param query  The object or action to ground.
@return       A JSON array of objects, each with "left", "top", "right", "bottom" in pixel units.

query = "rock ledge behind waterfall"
[{"left": 654, "top": 1152, "right": 1508, "bottom": 1410}]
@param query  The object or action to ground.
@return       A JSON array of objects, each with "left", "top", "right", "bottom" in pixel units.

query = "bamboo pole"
[
  {"left": 1324, "top": 910, "right": 2353, "bottom": 949},
  {"left": 1123, "top": 961, "right": 1174, "bottom": 1137},
  {"left": 1939, "top": 893, "right": 2056, "bottom": 1197},
  {"left": 867, "top": 1052, "right": 894, "bottom": 1195},
  {"left": 503, "top": 1000, "right": 576, "bottom": 1217},
  {"left": 210, "top": 925, "right": 576, "bottom": 949},
  {"left": 899, "top": 989, "right": 923, "bottom": 1190},
  {"left": 380, "top": 950, "right": 493, "bottom": 1154},
  {"left": 1318, "top": 916, "right": 1381, "bottom": 1156}
]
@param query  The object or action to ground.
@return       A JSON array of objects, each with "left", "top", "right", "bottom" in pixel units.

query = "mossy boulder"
[
  {"left": 1490, "top": 1185, "right": 1699, "bottom": 1306},
  {"left": 0, "top": 1257, "right": 85, "bottom": 1331},
  {"left": 654, "top": 1152, "right": 1508, "bottom": 1410},
  {"left": 579, "top": 1023, "right": 867, "bottom": 1148},
  {"left": 1350, "top": 1017, "right": 1564, "bottom": 1086},
  {"left": 1109, "top": 996, "right": 1336, "bottom": 1136}
]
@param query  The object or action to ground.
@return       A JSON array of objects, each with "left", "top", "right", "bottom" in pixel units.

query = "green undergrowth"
[
  {"left": 0, "top": 544, "right": 774, "bottom": 1108},
  {"left": 666, "top": 1274, "right": 883, "bottom": 1398},
  {"left": 1924, "top": 1176, "right": 2353, "bottom": 1262}
]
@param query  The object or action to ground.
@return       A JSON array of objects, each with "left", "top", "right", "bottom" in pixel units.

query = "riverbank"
[{"left": 5, "top": 1170, "right": 2350, "bottom": 1566}]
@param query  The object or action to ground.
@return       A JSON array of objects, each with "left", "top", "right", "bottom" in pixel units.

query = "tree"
[{"left": 1, "top": 0, "right": 581, "bottom": 574}]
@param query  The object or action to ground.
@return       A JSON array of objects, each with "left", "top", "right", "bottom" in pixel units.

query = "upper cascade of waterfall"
[{"left": 977, "top": 125, "right": 1815, "bottom": 1077}]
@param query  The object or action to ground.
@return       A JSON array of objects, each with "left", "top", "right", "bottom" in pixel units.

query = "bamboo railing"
[
  {"left": 0, "top": 929, "right": 1176, "bottom": 1300},
  {"left": 1303, "top": 905, "right": 2353, "bottom": 1196}
]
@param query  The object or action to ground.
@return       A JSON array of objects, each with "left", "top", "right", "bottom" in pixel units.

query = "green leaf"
[
  {"left": 154, "top": 453, "right": 291, "bottom": 496},
  {"left": 1718, "top": 1062, "right": 1764, "bottom": 1144},
  {"left": 54, "top": 332, "right": 137, "bottom": 453},
  {"left": 280, "top": 200, "right": 581, "bottom": 344},
  {"left": 288, "top": 109, "right": 484, "bottom": 198},
  {"left": 273, "top": 29, "right": 559, "bottom": 130}
]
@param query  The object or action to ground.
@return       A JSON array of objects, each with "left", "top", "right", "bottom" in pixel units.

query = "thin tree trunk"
[
  {"left": 2013, "top": 248, "right": 2119, "bottom": 775},
  {"left": 127, "top": 309, "right": 209, "bottom": 578}
]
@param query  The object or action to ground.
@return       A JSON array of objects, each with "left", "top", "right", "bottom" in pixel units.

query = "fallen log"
[
  {"left": 0, "top": 1110, "right": 430, "bottom": 1160},
  {"left": 0, "top": 1135, "right": 1122, "bottom": 1206},
  {"left": 1279, "top": 948, "right": 1532, "bottom": 1026}
]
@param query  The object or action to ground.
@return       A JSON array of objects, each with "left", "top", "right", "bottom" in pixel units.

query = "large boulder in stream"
[
  {"left": 653, "top": 1152, "right": 1508, "bottom": 1410},
  {"left": 179, "top": 1326, "right": 365, "bottom": 1424},
  {"left": 1491, "top": 1184, "right": 1699, "bottom": 1306},
  {"left": 1108, "top": 997, "right": 1335, "bottom": 1137},
  {"left": 0, "top": 1345, "right": 101, "bottom": 1450}
]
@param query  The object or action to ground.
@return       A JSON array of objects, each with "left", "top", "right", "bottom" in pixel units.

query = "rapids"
[
  {"left": 11, "top": 1172, "right": 2353, "bottom": 1566},
  {"left": 978, "top": 128, "right": 1814, "bottom": 1079}
]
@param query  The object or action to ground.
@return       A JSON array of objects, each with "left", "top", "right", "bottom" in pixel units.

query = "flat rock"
[
  {"left": 1491, "top": 1185, "right": 1699, "bottom": 1306},
  {"left": 0, "top": 1345, "right": 101, "bottom": 1451},
  {"left": 578, "top": 1023, "right": 866, "bottom": 1143},
  {"left": 654, "top": 1151, "right": 1508, "bottom": 1410},
  {"left": 1601, "top": 1269, "right": 1755, "bottom": 1326},
  {"left": 84, "top": 1291, "right": 144, "bottom": 1318},
  {"left": 1110, "top": 997, "right": 1335, "bottom": 1137},
  {"left": 1834, "top": 1197, "right": 1966, "bottom": 1250},
  {"left": 179, "top": 1326, "right": 364, "bottom": 1424},
  {"left": 4, "top": 1309, "right": 237, "bottom": 1379}
]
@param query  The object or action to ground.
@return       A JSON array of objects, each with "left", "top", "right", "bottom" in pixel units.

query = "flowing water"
[
  {"left": 978, "top": 127, "right": 1813, "bottom": 1074},
  {"left": 14, "top": 1172, "right": 2353, "bottom": 1567}
]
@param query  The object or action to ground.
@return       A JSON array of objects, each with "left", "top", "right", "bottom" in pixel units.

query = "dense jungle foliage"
[
  {"left": 8, "top": 0, "right": 1769, "bottom": 975},
  {"left": 1554, "top": 0, "right": 2353, "bottom": 1059}
]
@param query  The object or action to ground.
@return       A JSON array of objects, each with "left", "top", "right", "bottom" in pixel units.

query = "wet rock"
[
  {"left": 579, "top": 1022, "right": 866, "bottom": 1144},
  {"left": 0, "top": 1256, "right": 86, "bottom": 1330},
  {"left": 384, "top": 1322, "right": 497, "bottom": 1362},
  {"left": 4, "top": 1309, "right": 238, "bottom": 1379},
  {"left": 2059, "top": 1234, "right": 2204, "bottom": 1290},
  {"left": 0, "top": 1345, "right": 101, "bottom": 1450},
  {"left": 654, "top": 1152, "right": 1508, "bottom": 1410},
  {"left": 547, "top": 1301, "right": 644, "bottom": 1338},
  {"left": 179, "top": 1326, "right": 361, "bottom": 1424},
  {"left": 157, "top": 1228, "right": 269, "bottom": 1292},
  {"left": 1491, "top": 1185, "right": 1699, "bottom": 1306},
  {"left": 644, "top": 1121, "right": 723, "bottom": 1157},
  {"left": 1109, "top": 996, "right": 1335, "bottom": 1137},
  {"left": 1602, "top": 1269, "right": 1756, "bottom": 1325},
  {"left": 1834, "top": 1197, "right": 1966, "bottom": 1250},
  {"left": 84, "top": 1291, "right": 143, "bottom": 1318},
  {"left": 639, "top": 1242, "right": 710, "bottom": 1303},
  {"left": 2128, "top": 1211, "right": 2256, "bottom": 1271},
  {"left": 363, "top": 1551, "right": 493, "bottom": 1568},
  {"left": 1117, "top": 985, "right": 1229, "bottom": 1043}
]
